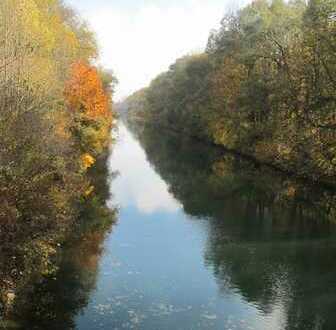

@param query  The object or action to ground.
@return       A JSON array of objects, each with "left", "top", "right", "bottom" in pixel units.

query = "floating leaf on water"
[{"left": 202, "top": 313, "right": 217, "bottom": 320}]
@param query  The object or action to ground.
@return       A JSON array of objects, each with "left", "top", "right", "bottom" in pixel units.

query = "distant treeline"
[
  {"left": 124, "top": 0, "right": 336, "bottom": 184},
  {"left": 0, "top": 0, "right": 115, "bottom": 312}
]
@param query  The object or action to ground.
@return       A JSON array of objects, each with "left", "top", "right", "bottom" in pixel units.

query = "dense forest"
[
  {"left": 124, "top": 0, "right": 336, "bottom": 185},
  {"left": 0, "top": 0, "right": 115, "bottom": 319}
]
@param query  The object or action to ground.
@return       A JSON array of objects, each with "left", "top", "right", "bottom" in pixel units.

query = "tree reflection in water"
[{"left": 130, "top": 122, "right": 336, "bottom": 330}]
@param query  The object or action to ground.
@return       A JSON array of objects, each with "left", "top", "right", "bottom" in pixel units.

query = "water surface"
[
  {"left": 73, "top": 123, "right": 336, "bottom": 330},
  {"left": 12, "top": 123, "right": 336, "bottom": 330}
]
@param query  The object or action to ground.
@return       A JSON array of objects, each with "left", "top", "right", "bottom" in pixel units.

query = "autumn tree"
[
  {"left": 65, "top": 61, "right": 114, "bottom": 166},
  {"left": 65, "top": 61, "right": 111, "bottom": 119}
]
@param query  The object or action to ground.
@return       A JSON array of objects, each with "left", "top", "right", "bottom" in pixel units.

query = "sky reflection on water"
[{"left": 108, "top": 125, "right": 181, "bottom": 214}]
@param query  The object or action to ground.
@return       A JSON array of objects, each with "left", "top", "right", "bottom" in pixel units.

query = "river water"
[
  {"left": 72, "top": 123, "right": 336, "bottom": 330},
  {"left": 14, "top": 123, "right": 336, "bottom": 329}
]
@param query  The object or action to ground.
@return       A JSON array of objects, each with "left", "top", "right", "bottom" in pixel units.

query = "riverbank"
[
  {"left": 121, "top": 0, "right": 336, "bottom": 187},
  {"left": 127, "top": 120, "right": 336, "bottom": 223},
  {"left": 0, "top": 0, "right": 116, "bottom": 321},
  {"left": 126, "top": 117, "right": 336, "bottom": 191},
  {"left": 0, "top": 155, "right": 117, "bottom": 326}
]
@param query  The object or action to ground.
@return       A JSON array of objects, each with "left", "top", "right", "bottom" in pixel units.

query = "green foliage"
[{"left": 128, "top": 54, "right": 213, "bottom": 140}]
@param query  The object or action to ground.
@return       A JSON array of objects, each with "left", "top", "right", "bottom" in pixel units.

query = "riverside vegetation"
[
  {"left": 0, "top": 0, "right": 116, "bottom": 321},
  {"left": 124, "top": 0, "right": 336, "bottom": 185}
]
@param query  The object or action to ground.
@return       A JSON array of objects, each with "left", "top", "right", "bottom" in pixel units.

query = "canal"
[
  {"left": 14, "top": 123, "right": 336, "bottom": 330},
  {"left": 75, "top": 123, "right": 336, "bottom": 330}
]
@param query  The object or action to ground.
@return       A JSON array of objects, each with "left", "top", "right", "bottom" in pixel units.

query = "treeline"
[
  {"left": 0, "top": 0, "right": 115, "bottom": 313},
  {"left": 125, "top": 0, "right": 336, "bottom": 184}
]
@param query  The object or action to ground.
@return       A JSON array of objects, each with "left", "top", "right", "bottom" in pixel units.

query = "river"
[
  {"left": 12, "top": 123, "right": 336, "bottom": 329},
  {"left": 76, "top": 123, "right": 336, "bottom": 330}
]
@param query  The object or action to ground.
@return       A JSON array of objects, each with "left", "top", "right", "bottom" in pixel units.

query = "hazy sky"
[{"left": 68, "top": 0, "right": 251, "bottom": 100}]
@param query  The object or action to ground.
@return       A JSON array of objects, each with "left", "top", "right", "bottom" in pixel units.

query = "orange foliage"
[{"left": 65, "top": 61, "right": 111, "bottom": 119}]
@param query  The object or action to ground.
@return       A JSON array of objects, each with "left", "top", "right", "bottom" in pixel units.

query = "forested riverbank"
[
  {"left": 123, "top": 0, "right": 336, "bottom": 185},
  {"left": 128, "top": 120, "right": 336, "bottom": 224},
  {"left": 0, "top": 0, "right": 115, "bottom": 319}
]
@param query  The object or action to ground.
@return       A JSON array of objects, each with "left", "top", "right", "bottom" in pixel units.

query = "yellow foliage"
[
  {"left": 81, "top": 153, "right": 95, "bottom": 170},
  {"left": 84, "top": 185, "right": 95, "bottom": 197},
  {"left": 211, "top": 57, "right": 248, "bottom": 110},
  {"left": 53, "top": 112, "right": 71, "bottom": 140}
]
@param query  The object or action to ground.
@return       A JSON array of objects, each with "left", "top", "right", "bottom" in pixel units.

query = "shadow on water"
[
  {"left": 0, "top": 154, "right": 117, "bottom": 330},
  {"left": 128, "top": 121, "right": 336, "bottom": 330}
]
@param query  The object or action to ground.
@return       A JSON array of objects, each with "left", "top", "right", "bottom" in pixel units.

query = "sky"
[{"left": 68, "top": 0, "right": 251, "bottom": 100}]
